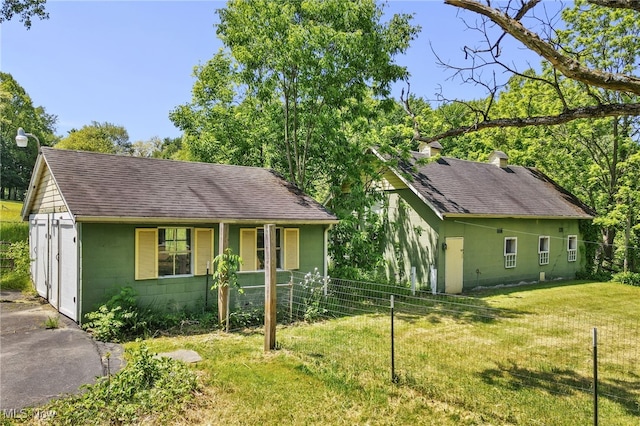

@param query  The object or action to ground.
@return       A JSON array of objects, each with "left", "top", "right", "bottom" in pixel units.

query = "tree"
[
  {"left": 152, "top": 136, "right": 189, "bottom": 160},
  {"left": 1, "top": 0, "right": 48, "bottom": 29},
  {"left": 408, "top": 0, "right": 640, "bottom": 143},
  {"left": 56, "top": 121, "right": 131, "bottom": 154},
  {"left": 0, "top": 72, "right": 56, "bottom": 200},
  {"left": 171, "top": 0, "right": 419, "bottom": 196}
]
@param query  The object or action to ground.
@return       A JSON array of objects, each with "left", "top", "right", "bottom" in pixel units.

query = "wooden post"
[
  {"left": 218, "top": 223, "right": 229, "bottom": 327},
  {"left": 264, "top": 224, "right": 277, "bottom": 351}
]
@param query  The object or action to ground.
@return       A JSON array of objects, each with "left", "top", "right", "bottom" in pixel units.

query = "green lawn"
[{"left": 122, "top": 281, "right": 640, "bottom": 426}]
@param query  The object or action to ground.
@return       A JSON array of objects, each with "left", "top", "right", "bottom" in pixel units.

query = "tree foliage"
[
  {"left": 171, "top": 0, "right": 419, "bottom": 197},
  {"left": 0, "top": 72, "right": 56, "bottom": 200},
  {"left": 56, "top": 121, "right": 131, "bottom": 154},
  {"left": 1, "top": 0, "right": 48, "bottom": 28}
]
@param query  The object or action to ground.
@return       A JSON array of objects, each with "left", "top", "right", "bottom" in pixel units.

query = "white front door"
[
  {"left": 29, "top": 213, "right": 78, "bottom": 321},
  {"left": 444, "top": 237, "right": 464, "bottom": 294},
  {"left": 49, "top": 219, "right": 59, "bottom": 309},
  {"left": 31, "top": 217, "right": 48, "bottom": 298},
  {"left": 57, "top": 219, "right": 78, "bottom": 320}
]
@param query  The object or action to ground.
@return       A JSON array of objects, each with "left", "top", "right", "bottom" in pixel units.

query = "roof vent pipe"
[
  {"left": 418, "top": 141, "right": 443, "bottom": 158},
  {"left": 488, "top": 150, "right": 508, "bottom": 168}
]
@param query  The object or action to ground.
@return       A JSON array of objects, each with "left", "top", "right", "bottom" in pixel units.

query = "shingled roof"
[
  {"left": 377, "top": 149, "right": 594, "bottom": 220},
  {"left": 23, "top": 148, "right": 337, "bottom": 224}
]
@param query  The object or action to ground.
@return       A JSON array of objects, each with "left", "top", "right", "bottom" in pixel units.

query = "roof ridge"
[{"left": 42, "top": 147, "right": 278, "bottom": 172}]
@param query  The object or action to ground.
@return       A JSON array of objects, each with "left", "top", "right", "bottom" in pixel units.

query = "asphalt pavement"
[{"left": 0, "top": 290, "right": 124, "bottom": 412}]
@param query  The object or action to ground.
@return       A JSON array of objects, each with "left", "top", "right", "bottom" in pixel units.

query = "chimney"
[
  {"left": 488, "top": 150, "right": 509, "bottom": 168},
  {"left": 418, "top": 141, "right": 443, "bottom": 157}
]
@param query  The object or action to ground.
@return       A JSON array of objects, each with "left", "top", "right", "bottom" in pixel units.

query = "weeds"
[
  {"left": 83, "top": 287, "right": 149, "bottom": 342},
  {"left": 26, "top": 343, "right": 198, "bottom": 424},
  {"left": 44, "top": 316, "right": 59, "bottom": 329}
]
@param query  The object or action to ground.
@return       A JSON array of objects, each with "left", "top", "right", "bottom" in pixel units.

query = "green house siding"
[
  {"left": 381, "top": 192, "right": 587, "bottom": 293},
  {"left": 437, "top": 218, "right": 585, "bottom": 291},
  {"left": 79, "top": 222, "right": 328, "bottom": 320},
  {"left": 382, "top": 190, "right": 440, "bottom": 287}
]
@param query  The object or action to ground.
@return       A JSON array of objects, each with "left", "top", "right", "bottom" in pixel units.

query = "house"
[
  {"left": 372, "top": 144, "right": 595, "bottom": 293},
  {"left": 21, "top": 148, "right": 337, "bottom": 323}
]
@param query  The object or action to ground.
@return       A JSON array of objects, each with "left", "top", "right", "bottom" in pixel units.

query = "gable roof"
[
  {"left": 22, "top": 148, "right": 337, "bottom": 224},
  {"left": 374, "top": 149, "right": 594, "bottom": 220}
]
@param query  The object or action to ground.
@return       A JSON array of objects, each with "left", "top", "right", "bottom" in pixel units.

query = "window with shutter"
[
  {"left": 194, "top": 228, "right": 214, "bottom": 275},
  {"left": 239, "top": 228, "right": 257, "bottom": 271},
  {"left": 135, "top": 228, "right": 158, "bottom": 280},
  {"left": 283, "top": 228, "right": 299, "bottom": 270}
]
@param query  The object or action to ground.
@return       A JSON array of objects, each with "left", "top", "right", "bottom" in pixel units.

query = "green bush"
[
  {"left": 611, "top": 271, "right": 640, "bottom": 286},
  {"left": 4, "top": 240, "right": 30, "bottom": 274},
  {"left": 83, "top": 287, "right": 149, "bottom": 342},
  {"left": 29, "top": 343, "right": 198, "bottom": 424},
  {"left": 0, "top": 240, "right": 33, "bottom": 291}
]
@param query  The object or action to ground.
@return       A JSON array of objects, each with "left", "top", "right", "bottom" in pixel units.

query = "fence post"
[
  {"left": 391, "top": 295, "right": 398, "bottom": 383},
  {"left": 289, "top": 272, "right": 294, "bottom": 322},
  {"left": 593, "top": 327, "right": 598, "bottom": 426},
  {"left": 264, "top": 224, "right": 277, "bottom": 351},
  {"left": 218, "top": 223, "right": 229, "bottom": 326},
  {"left": 205, "top": 261, "right": 210, "bottom": 309},
  {"left": 411, "top": 267, "right": 416, "bottom": 295}
]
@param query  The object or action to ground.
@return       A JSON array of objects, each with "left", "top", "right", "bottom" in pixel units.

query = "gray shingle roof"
[
  {"left": 394, "top": 151, "right": 594, "bottom": 219},
  {"left": 34, "top": 148, "right": 337, "bottom": 223}
]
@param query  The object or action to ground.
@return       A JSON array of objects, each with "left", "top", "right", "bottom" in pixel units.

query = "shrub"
[
  {"left": 83, "top": 287, "right": 148, "bottom": 342},
  {"left": 611, "top": 271, "right": 640, "bottom": 286},
  {"left": 0, "top": 240, "right": 33, "bottom": 291},
  {"left": 30, "top": 343, "right": 198, "bottom": 424}
]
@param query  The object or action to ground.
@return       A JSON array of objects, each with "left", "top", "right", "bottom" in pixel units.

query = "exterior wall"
[
  {"left": 381, "top": 189, "right": 588, "bottom": 293},
  {"left": 79, "top": 222, "right": 328, "bottom": 321},
  {"left": 381, "top": 190, "right": 440, "bottom": 288},
  {"left": 436, "top": 217, "right": 586, "bottom": 291},
  {"left": 29, "top": 166, "right": 67, "bottom": 214}
]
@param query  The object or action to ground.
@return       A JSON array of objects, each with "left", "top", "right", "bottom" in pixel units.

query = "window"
[
  {"left": 158, "top": 228, "right": 191, "bottom": 276},
  {"left": 240, "top": 227, "right": 299, "bottom": 271},
  {"left": 504, "top": 237, "right": 517, "bottom": 268},
  {"left": 538, "top": 236, "right": 550, "bottom": 265},
  {"left": 567, "top": 235, "right": 577, "bottom": 262},
  {"left": 135, "top": 227, "right": 214, "bottom": 280},
  {"left": 257, "top": 228, "right": 282, "bottom": 269}
]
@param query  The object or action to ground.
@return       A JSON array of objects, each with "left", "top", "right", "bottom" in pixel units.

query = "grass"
[
  {"left": 0, "top": 200, "right": 28, "bottom": 241},
  {"left": 91, "top": 280, "right": 639, "bottom": 426},
  {"left": 0, "top": 200, "right": 32, "bottom": 292}
]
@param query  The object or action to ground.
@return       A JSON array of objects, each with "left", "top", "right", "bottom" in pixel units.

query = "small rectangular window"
[
  {"left": 504, "top": 237, "right": 517, "bottom": 268},
  {"left": 538, "top": 236, "right": 550, "bottom": 265},
  {"left": 567, "top": 235, "right": 577, "bottom": 262}
]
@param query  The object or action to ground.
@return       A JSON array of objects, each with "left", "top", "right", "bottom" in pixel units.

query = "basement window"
[
  {"left": 538, "top": 236, "right": 550, "bottom": 265},
  {"left": 567, "top": 235, "right": 577, "bottom": 262},
  {"left": 504, "top": 237, "right": 517, "bottom": 268}
]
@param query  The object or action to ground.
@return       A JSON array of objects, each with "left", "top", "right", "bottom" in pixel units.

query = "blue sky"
[{"left": 2, "top": 1, "right": 543, "bottom": 142}]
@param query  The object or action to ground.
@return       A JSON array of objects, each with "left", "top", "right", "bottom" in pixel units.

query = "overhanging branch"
[
  {"left": 444, "top": 0, "right": 640, "bottom": 95},
  {"left": 587, "top": 0, "right": 640, "bottom": 12},
  {"left": 417, "top": 103, "right": 640, "bottom": 143}
]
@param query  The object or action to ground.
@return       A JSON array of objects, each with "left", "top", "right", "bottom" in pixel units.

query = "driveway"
[{"left": 0, "top": 291, "right": 124, "bottom": 411}]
